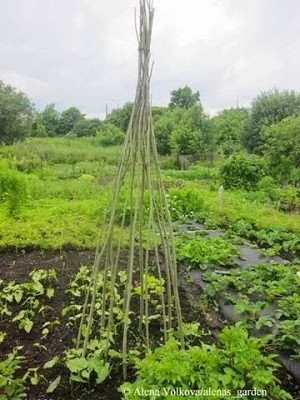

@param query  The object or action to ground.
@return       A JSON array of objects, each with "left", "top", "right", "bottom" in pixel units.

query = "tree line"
[{"left": 0, "top": 80, "right": 299, "bottom": 184}]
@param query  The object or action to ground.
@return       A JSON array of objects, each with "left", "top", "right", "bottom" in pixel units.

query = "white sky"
[{"left": 1, "top": 0, "right": 300, "bottom": 118}]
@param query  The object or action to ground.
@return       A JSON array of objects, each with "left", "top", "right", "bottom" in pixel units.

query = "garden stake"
[{"left": 76, "top": 0, "right": 184, "bottom": 379}]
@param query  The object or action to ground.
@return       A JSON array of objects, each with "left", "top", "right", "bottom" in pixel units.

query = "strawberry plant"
[
  {"left": 176, "top": 233, "right": 239, "bottom": 269},
  {"left": 275, "top": 320, "right": 300, "bottom": 359}
]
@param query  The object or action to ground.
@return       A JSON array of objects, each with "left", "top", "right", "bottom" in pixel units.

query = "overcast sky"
[{"left": 1, "top": 0, "right": 300, "bottom": 118}]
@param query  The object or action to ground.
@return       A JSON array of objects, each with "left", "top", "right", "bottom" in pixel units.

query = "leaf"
[
  {"left": 94, "top": 362, "right": 110, "bottom": 384},
  {"left": 44, "top": 356, "right": 59, "bottom": 369},
  {"left": 46, "top": 287, "right": 55, "bottom": 299},
  {"left": 46, "top": 375, "right": 61, "bottom": 393},
  {"left": 66, "top": 357, "right": 88, "bottom": 372},
  {"left": 14, "top": 291, "right": 23, "bottom": 303},
  {"left": 30, "top": 372, "right": 39, "bottom": 385}
]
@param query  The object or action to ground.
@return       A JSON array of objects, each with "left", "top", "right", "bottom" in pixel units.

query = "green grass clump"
[{"left": 0, "top": 164, "right": 27, "bottom": 216}]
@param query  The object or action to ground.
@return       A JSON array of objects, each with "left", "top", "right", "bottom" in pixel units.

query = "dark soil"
[{"left": 0, "top": 248, "right": 299, "bottom": 399}]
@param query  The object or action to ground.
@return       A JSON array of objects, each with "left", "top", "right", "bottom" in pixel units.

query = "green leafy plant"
[
  {"left": 176, "top": 233, "right": 239, "bottom": 269},
  {"left": 65, "top": 340, "right": 110, "bottom": 385},
  {"left": 275, "top": 320, "right": 300, "bottom": 358},
  {"left": 220, "top": 154, "right": 266, "bottom": 191},
  {"left": 0, "top": 346, "right": 27, "bottom": 400},
  {"left": 167, "top": 187, "right": 204, "bottom": 221},
  {"left": 119, "top": 325, "right": 291, "bottom": 400}
]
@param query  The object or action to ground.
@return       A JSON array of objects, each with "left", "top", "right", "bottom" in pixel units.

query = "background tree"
[
  {"left": 32, "top": 104, "right": 60, "bottom": 137},
  {"left": 243, "top": 89, "right": 300, "bottom": 153},
  {"left": 260, "top": 114, "right": 300, "bottom": 184},
  {"left": 169, "top": 106, "right": 213, "bottom": 156},
  {"left": 220, "top": 154, "right": 267, "bottom": 190},
  {"left": 169, "top": 86, "right": 200, "bottom": 109},
  {"left": 211, "top": 107, "right": 249, "bottom": 156},
  {"left": 154, "top": 108, "right": 185, "bottom": 155},
  {"left": 70, "top": 118, "right": 102, "bottom": 137},
  {"left": 0, "top": 80, "right": 34, "bottom": 144},
  {"left": 58, "top": 107, "right": 84, "bottom": 135},
  {"left": 105, "top": 102, "right": 133, "bottom": 133}
]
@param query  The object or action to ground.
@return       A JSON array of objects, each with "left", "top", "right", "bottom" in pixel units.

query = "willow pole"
[{"left": 77, "top": 0, "right": 184, "bottom": 380}]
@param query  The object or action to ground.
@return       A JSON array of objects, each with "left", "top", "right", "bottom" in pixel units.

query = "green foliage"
[
  {"left": 176, "top": 233, "right": 239, "bottom": 269},
  {"left": 0, "top": 80, "right": 34, "bottom": 144},
  {"left": 170, "top": 124, "right": 202, "bottom": 155},
  {"left": 96, "top": 123, "right": 125, "bottom": 147},
  {"left": 154, "top": 106, "right": 212, "bottom": 156},
  {"left": 164, "top": 165, "right": 218, "bottom": 182},
  {"left": 70, "top": 118, "right": 102, "bottom": 137},
  {"left": 120, "top": 325, "right": 291, "bottom": 400},
  {"left": 0, "top": 137, "right": 121, "bottom": 167},
  {"left": 159, "top": 156, "right": 179, "bottom": 170},
  {"left": 169, "top": 86, "right": 200, "bottom": 109},
  {"left": 167, "top": 187, "right": 204, "bottom": 221},
  {"left": 105, "top": 102, "right": 133, "bottom": 132},
  {"left": 243, "top": 88, "right": 300, "bottom": 153},
  {"left": 204, "top": 262, "right": 300, "bottom": 355},
  {"left": 211, "top": 107, "right": 249, "bottom": 156},
  {"left": 275, "top": 320, "right": 300, "bottom": 357},
  {"left": 58, "top": 107, "right": 84, "bottom": 135},
  {"left": 65, "top": 343, "right": 110, "bottom": 385},
  {"left": 0, "top": 269, "right": 57, "bottom": 333},
  {"left": 0, "top": 346, "right": 27, "bottom": 400},
  {"left": 220, "top": 154, "right": 266, "bottom": 190},
  {"left": 260, "top": 113, "right": 300, "bottom": 184},
  {"left": 32, "top": 104, "right": 60, "bottom": 137},
  {"left": 0, "top": 165, "right": 27, "bottom": 216},
  {"left": 170, "top": 107, "right": 213, "bottom": 156}
]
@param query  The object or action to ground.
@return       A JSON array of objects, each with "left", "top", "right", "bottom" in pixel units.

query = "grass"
[
  {"left": 173, "top": 181, "right": 300, "bottom": 233},
  {"left": 0, "top": 137, "right": 299, "bottom": 250}
]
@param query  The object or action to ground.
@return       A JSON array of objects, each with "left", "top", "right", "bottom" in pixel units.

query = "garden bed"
[{"left": 0, "top": 248, "right": 229, "bottom": 400}]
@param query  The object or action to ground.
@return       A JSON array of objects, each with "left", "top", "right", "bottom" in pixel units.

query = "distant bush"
[
  {"left": 220, "top": 154, "right": 266, "bottom": 190},
  {"left": 160, "top": 156, "right": 179, "bottom": 170},
  {"left": 167, "top": 187, "right": 204, "bottom": 221},
  {"left": 0, "top": 166, "right": 27, "bottom": 216},
  {"left": 96, "top": 124, "right": 125, "bottom": 147}
]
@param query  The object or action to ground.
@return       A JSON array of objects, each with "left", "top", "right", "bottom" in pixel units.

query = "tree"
[
  {"left": 243, "top": 89, "right": 300, "bottom": 153},
  {"left": 211, "top": 108, "right": 249, "bottom": 155},
  {"left": 105, "top": 102, "right": 133, "bottom": 133},
  {"left": 32, "top": 104, "right": 60, "bottom": 137},
  {"left": 261, "top": 114, "right": 300, "bottom": 184},
  {"left": 70, "top": 118, "right": 102, "bottom": 137},
  {"left": 154, "top": 103, "right": 213, "bottom": 157},
  {"left": 169, "top": 107, "right": 212, "bottom": 155},
  {"left": 58, "top": 107, "right": 84, "bottom": 135},
  {"left": 154, "top": 108, "right": 184, "bottom": 155},
  {"left": 169, "top": 86, "right": 200, "bottom": 109},
  {"left": 0, "top": 80, "right": 34, "bottom": 144}
]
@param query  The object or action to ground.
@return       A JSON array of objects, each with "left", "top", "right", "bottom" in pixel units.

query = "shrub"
[
  {"left": 167, "top": 187, "right": 204, "bottom": 221},
  {"left": 159, "top": 156, "right": 179, "bottom": 170},
  {"left": 0, "top": 166, "right": 27, "bottom": 216},
  {"left": 220, "top": 154, "right": 266, "bottom": 190},
  {"left": 120, "top": 325, "right": 292, "bottom": 400},
  {"left": 96, "top": 124, "right": 125, "bottom": 147}
]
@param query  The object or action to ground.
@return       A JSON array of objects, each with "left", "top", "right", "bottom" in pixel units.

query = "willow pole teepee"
[{"left": 76, "top": 0, "right": 184, "bottom": 379}]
